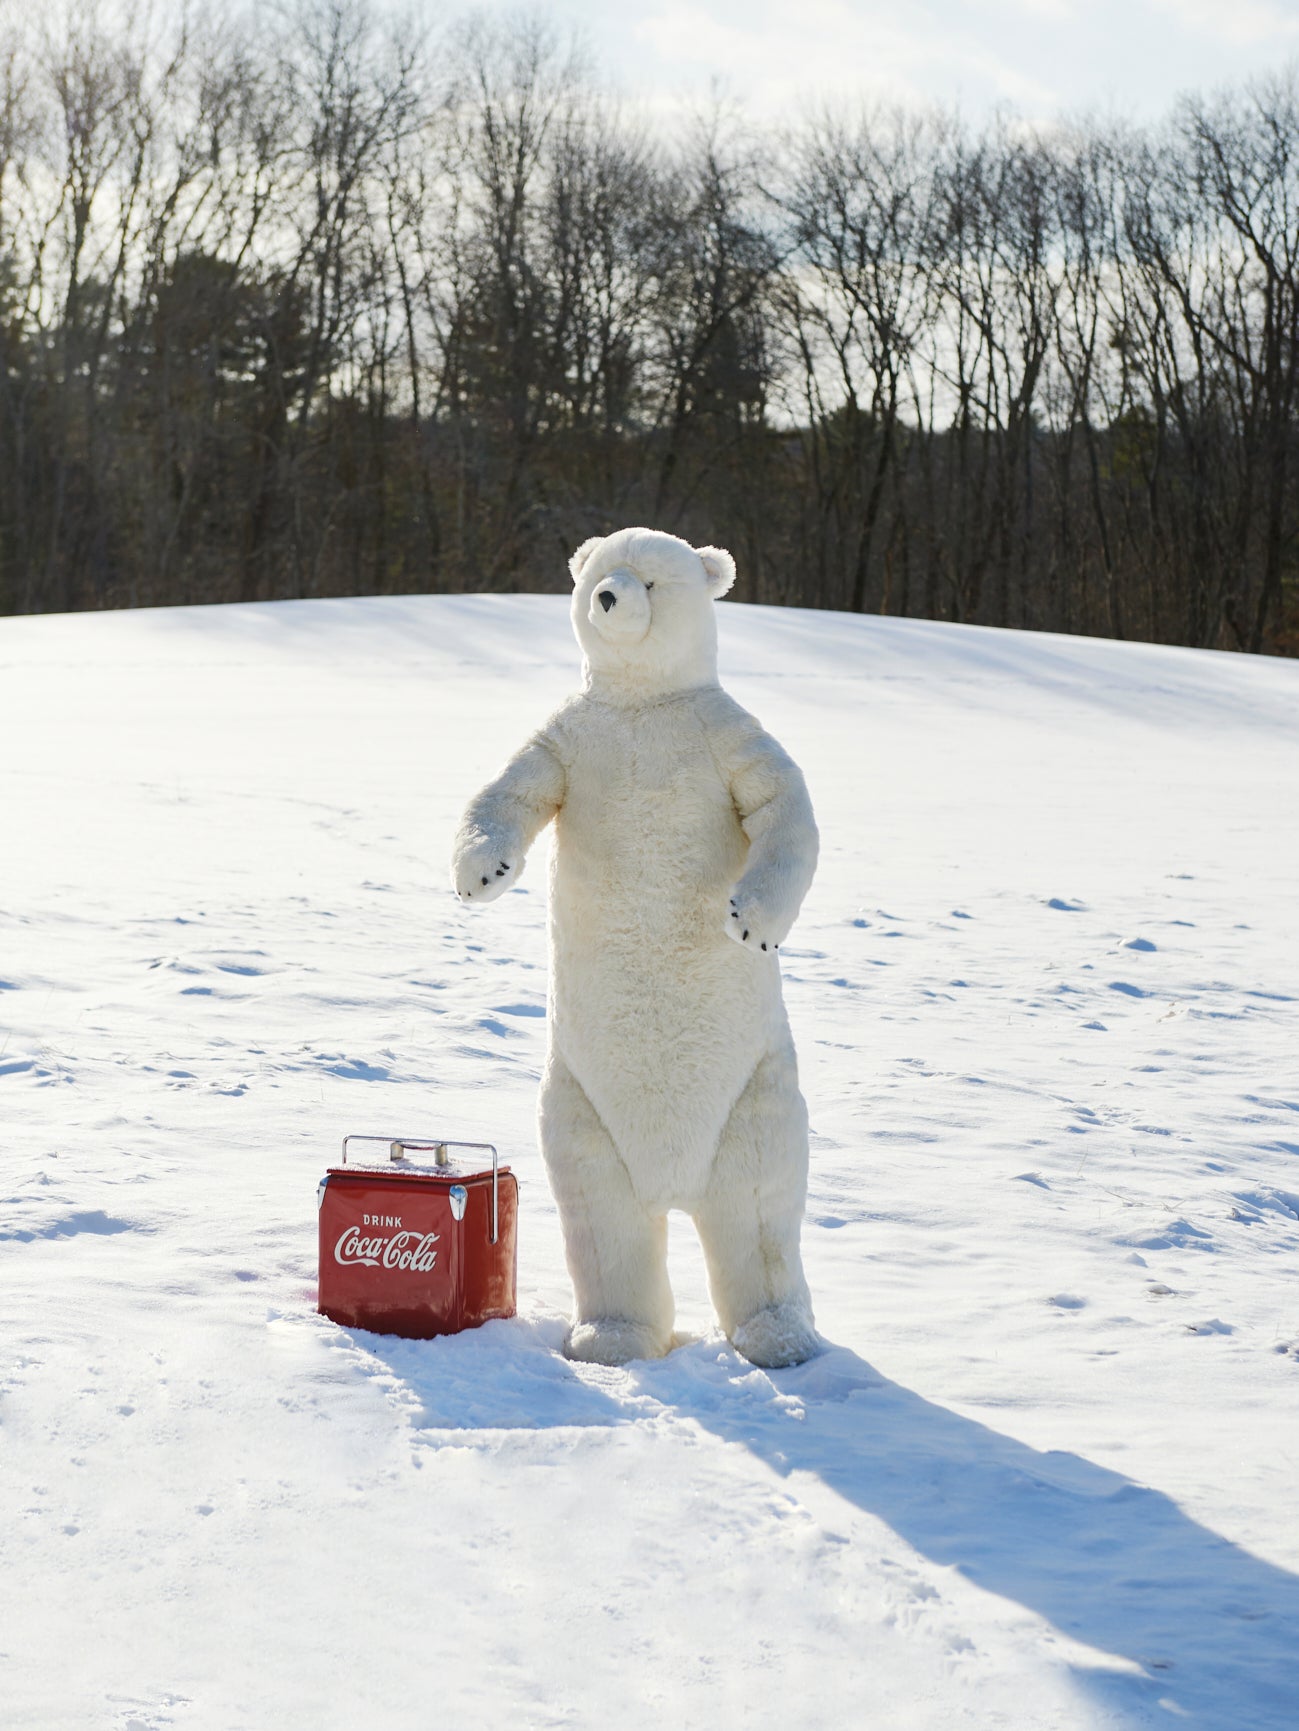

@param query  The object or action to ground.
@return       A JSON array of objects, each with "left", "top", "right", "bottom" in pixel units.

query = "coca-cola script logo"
[{"left": 334, "top": 1223, "right": 440, "bottom": 1274}]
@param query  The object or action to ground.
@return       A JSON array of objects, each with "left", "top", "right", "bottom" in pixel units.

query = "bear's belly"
[{"left": 545, "top": 704, "right": 786, "bottom": 1208}]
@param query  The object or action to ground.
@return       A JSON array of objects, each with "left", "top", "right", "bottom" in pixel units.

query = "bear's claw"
[
  {"left": 726, "top": 896, "right": 779, "bottom": 954},
  {"left": 454, "top": 843, "right": 518, "bottom": 904}
]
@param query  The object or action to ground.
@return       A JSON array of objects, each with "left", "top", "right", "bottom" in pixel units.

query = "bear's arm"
[
  {"left": 704, "top": 699, "right": 819, "bottom": 952},
  {"left": 451, "top": 734, "right": 566, "bottom": 905}
]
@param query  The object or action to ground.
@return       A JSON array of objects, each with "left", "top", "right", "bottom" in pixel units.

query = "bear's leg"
[
  {"left": 539, "top": 1052, "right": 674, "bottom": 1365},
  {"left": 694, "top": 1046, "right": 821, "bottom": 1369}
]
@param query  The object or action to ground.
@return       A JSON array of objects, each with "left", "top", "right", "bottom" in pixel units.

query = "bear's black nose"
[{"left": 598, "top": 590, "right": 616, "bottom": 612}]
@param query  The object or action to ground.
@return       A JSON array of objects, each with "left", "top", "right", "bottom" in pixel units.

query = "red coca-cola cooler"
[{"left": 318, "top": 1135, "right": 518, "bottom": 1338}]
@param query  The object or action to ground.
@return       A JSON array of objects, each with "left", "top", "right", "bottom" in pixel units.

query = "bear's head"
[{"left": 568, "top": 527, "right": 736, "bottom": 704}]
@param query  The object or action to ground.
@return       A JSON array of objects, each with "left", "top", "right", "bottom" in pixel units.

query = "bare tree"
[
  {"left": 778, "top": 105, "right": 937, "bottom": 612},
  {"left": 0, "top": 4, "right": 1294, "bottom": 654}
]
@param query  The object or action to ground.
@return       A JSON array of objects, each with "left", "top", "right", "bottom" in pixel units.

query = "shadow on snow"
[{"left": 351, "top": 1319, "right": 1299, "bottom": 1731}]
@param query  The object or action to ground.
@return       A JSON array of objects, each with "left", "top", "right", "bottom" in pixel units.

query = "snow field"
[{"left": 2, "top": 593, "right": 1298, "bottom": 1729}]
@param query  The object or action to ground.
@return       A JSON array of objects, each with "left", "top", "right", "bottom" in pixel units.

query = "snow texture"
[{"left": 1, "top": 593, "right": 1297, "bottom": 1730}]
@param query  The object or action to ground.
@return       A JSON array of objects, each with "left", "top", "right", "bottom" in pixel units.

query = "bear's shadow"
[{"left": 353, "top": 1319, "right": 1298, "bottom": 1730}]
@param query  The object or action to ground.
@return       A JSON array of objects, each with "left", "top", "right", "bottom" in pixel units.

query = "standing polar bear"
[{"left": 452, "top": 527, "right": 820, "bottom": 1368}]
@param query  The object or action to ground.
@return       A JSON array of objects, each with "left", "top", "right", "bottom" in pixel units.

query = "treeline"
[{"left": 1, "top": 2, "right": 1297, "bottom": 652}]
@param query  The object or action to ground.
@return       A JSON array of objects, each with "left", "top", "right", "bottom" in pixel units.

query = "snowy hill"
[{"left": 2, "top": 594, "right": 1297, "bottom": 1730}]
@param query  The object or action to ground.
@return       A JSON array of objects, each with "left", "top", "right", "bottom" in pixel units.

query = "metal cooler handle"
[{"left": 340, "top": 1135, "right": 502, "bottom": 1244}]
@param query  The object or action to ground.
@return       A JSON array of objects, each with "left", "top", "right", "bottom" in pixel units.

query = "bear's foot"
[
  {"left": 564, "top": 1318, "right": 669, "bottom": 1366},
  {"left": 731, "top": 1302, "right": 822, "bottom": 1370}
]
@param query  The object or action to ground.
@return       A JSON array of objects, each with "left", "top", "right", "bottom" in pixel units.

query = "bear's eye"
[{"left": 644, "top": 582, "right": 654, "bottom": 592}]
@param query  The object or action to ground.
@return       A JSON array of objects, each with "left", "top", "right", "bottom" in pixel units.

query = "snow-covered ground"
[{"left": 2, "top": 592, "right": 1297, "bottom": 1731}]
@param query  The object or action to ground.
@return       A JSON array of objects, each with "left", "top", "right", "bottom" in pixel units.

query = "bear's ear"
[
  {"left": 569, "top": 536, "right": 604, "bottom": 584},
  {"left": 697, "top": 545, "right": 736, "bottom": 599}
]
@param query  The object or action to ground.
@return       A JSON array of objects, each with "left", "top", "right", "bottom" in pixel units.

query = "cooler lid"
[
  {"left": 330, "top": 1135, "right": 507, "bottom": 1244},
  {"left": 337, "top": 1134, "right": 500, "bottom": 1177},
  {"left": 323, "top": 1163, "right": 505, "bottom": 1182}
]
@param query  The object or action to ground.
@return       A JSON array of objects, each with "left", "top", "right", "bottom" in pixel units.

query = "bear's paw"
[
  {"left": 453, "top": 841, "right": 519, "bottom": 904},
  {"left": 732, "top": 1302, "right": 822, "bottom": 1369},
  {"left": 726, "top": 896, "right": 781, "bottom": 956},
  {"left": 564, "top": 1318, "right": 670, "bottom": 1365}
]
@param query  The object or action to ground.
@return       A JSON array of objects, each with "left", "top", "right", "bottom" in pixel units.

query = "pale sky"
[{"left": 468, "top": 0, "right": 1299, "bottom": 124}]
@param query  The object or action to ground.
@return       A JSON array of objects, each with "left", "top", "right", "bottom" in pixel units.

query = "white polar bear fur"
[{"left": 451, "top": 526, "right": 820, "bottom": 1368}]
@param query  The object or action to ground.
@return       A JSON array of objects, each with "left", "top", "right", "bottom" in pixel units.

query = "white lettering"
[{"left": 334, "top": 1223, "right": 440, "bottom": 1273}]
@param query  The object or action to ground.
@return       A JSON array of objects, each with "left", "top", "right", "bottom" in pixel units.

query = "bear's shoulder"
[
  {"left": 688, "top": 684, "right": 807, "bottom": 804},
  {"left": 527, "top": 694, "right": 590, "bottom": 764},
  {"left": 689, "top": 683, "right": 759, "bottom": 735},
  {"left": 689, "top": 684, "right": 780, "bottom": 763}
]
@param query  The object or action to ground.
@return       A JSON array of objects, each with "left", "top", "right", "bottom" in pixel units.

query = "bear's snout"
[{"left": 588, "top": 567, "right": 651, "bottom": 644}]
